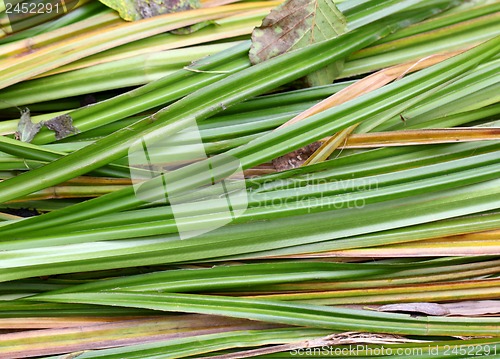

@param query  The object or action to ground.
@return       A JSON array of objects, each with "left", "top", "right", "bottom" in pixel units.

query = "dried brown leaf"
[
  {"left": 44, "top": 114, "right": 80, "bottom": 140},
  {"left": 249, "top": 0, "right": 347, "bottom": 87},
  {"left": 379, "top": 303, "right": 450, "bottom": 316},
  {"left": 443, "top": 300, "right": 500, "bottom": 316},
  {"left": 15, "top": 108, "right": 43, "bottom": 143}
]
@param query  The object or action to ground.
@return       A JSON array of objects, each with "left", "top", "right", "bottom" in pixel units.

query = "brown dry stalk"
[
  {"left": 62, "top": 177, "right": 133, "bottom": 186},
  {"left": 7, "top": 185, "right": 127, "bottom": 202}
]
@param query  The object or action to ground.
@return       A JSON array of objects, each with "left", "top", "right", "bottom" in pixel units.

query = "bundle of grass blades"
[{"left": 0, "top": 0, "right": 499, "bottom": 358}]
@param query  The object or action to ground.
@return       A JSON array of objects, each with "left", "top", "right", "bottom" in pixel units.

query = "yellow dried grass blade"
[
  {"left": 332, "top": 127, "right": 500, "bottom": 148},
  {"left": 35, "top": 8, "right": 274, "bottom": 77},
  {"left": 280, "top": 230, "right": 500, "bottom": 258},
  {"left": 248, "top": 278, "right": 500, "bottom": 305},
  {"left": 0, "top": 315, "right": 271, "bottom": 357},
  {"left": 277, "top": 48, "right": 467, "bottom": 130},
  {"left": 301, "top": 123, "right": 358, "bottom": 166},
  {"left": 0, "top": 2, "right": 273, "bottom": 89},
  {"left": 326, "top": 230, "right": 500, "bottom": 257},
  {"left": 0, "top": 12, "right": 122, "bottom": 59},
  {"left": 0, "top": 317, "right": 145, "bottom": 329}
]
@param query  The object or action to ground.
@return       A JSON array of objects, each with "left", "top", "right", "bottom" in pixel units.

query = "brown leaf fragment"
[
  {"left": 442, "top": 300, "right": 500, "bottom": 316},
  {"left": 378, "top": 303, "right": 450, "bottom": 316},
  {"left": 15, "top": 108, "right": 43, "bottom": 143},
  {"left": 135, "top": 0, "right": 200, "bottom": 18},
  {"left": 98, "top": 0, "right": 201, "bottom": 21},
  {"left": 249, "top": 0, "right": 346, "bottom": 63},
  {"left": 340, "top": 127, "right": 500, "bottom": 148},
  {"left": 44, "top": 114, "right": 80, "bottom": 140},
  {"left": 272, "top": 141, "right": 321, "bottom": 171},
  {"left": 249, "top": 0, "right": 347, "bottom": 87}
]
